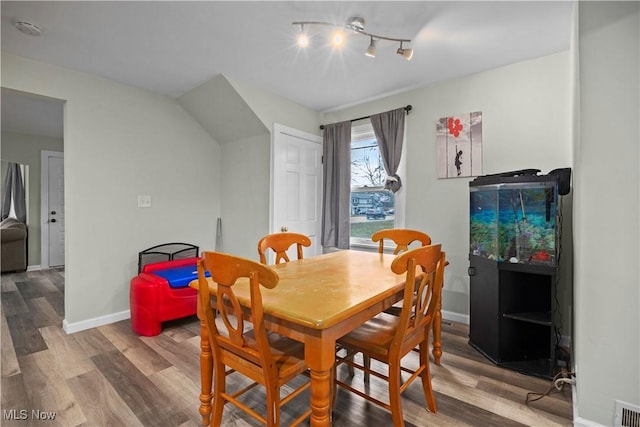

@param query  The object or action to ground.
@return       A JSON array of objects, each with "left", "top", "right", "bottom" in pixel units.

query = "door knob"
[
  {"left": 281, "top": 226, "right": 288, "bottom": 232},
  {"left": 51, "top": 210, "right": 56, "bottom": 215},
  {"left": 51, "top": 219, "right": 57, "bottom": 223}
]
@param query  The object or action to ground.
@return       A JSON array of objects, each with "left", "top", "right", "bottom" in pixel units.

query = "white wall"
[
  {"left": 1, "top": 131, "right": 64, "bottom": 267},
  {"left": 575, "top": 2, "right": 640, "bottom": 425},
  {"left": 323, "top": 51, "right": 572, "bottom": 322},
  {"left": 1, "top": 53, "right": 222, "bottom": 328},
  {"left": 220, "top": 133, "right": 271, "bottom": 260}
]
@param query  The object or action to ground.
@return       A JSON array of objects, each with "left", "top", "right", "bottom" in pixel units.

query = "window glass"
[{"left": 350, "top": 124, "right": 395, "bottom": 245}]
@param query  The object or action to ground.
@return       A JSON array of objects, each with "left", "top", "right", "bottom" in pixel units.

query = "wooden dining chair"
[
  {"left": 372, "top": 228, "right": 432, "bottom": 317},
  {"left": 372, "top": 228, "right": 449, "bottom": 365},
  {"left": 335, "top": 244, "right": 446, "bottom": 427},
  {"left": 197, "top": 251, "right": 311, "bottom": 426},
  {"left": 348, "top": 229, "right": 433, "bottom": 380},
  {"left": 257, "top": 232, "right": 311, "bottom": 265}
]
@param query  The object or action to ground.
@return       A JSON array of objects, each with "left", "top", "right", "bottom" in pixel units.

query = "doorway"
[{"left": 41, "top": 151, "right": 65, "bottom": 268}]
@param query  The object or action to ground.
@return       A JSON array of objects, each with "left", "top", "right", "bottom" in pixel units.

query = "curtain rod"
[{"left": 319, "top": 105, "right": 412, "bottom": 130}]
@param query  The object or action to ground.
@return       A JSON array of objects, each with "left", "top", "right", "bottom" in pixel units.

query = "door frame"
[
  {"left": 270, "top": 123, "right": 323, "bottom": 260},
  {"left": 41, "top": 150, "right": 64, "bottom": 269}
]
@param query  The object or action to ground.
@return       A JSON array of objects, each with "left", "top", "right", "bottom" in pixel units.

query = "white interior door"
[
  {"left": 272, "top": 124, "right": 323, "bottom": 260},
  {"left": 41, "top": 151, "right": 64, "bottom": 268}
]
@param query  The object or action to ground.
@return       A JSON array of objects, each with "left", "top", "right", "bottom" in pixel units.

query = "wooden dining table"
[{"left": 191, "top": 249, "right": 444, "bottom": 427}]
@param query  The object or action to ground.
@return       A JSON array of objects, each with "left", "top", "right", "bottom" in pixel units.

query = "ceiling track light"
[
  {"left": 292, "top": 17, "right": 413, "bottom": 60},
  {"left": 396, "top": 41, "right": 413, "bottom": 61},
  {"left": 365, "top": 37, "right": 376, "bottom": 58}
]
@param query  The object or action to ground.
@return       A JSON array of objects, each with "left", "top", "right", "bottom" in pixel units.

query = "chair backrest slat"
[
  {"left": 257, "top": 232, "right": 311, "bottom": 264},
  {"left": 371, "top": 229, "right": 431, "bottom": 255}
]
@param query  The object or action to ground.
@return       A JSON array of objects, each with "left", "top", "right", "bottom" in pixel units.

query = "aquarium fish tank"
[{"left": 470, "top": 174, "right": 558, "bottom": 266}]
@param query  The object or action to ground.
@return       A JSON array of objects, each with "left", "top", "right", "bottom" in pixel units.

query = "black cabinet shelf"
[
  {"left": 468, "top": 255, "right": 557, "bottom": 379},
  {"left": 502, "top": 311, "right": 552, "bottom": 326}
]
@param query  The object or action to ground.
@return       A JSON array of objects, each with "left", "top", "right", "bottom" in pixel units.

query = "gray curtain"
[
  {"left": 321, "top": 121, "right": 351, "bottom": 249},
  {"left": 1, "top": 163, "right": 27, "bottom": 223},
  {"left": 370, "top": 108, "right": 406, "bottom": 193}
]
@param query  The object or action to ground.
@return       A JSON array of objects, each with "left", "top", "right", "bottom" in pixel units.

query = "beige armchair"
[{"left": 1, "top": 218, "right": 27, "bottom": 273}]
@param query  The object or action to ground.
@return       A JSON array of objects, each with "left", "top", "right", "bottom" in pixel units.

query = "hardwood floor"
[{"left": 1, "top": 268, "right": 573, "bottom": 426}]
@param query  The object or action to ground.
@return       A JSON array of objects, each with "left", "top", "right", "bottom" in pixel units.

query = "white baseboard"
[
  {"left": 441, "top": 309, "right": 469, "bottom": 325},
  {"left": 573, "top": 415, "right": 605, "bottom": 427},
  {"left": 26, "top": 264, "right": 42, "bottom": 272},
  {"left": 63, "top": 309, "right": 130, "bottom": 334}
]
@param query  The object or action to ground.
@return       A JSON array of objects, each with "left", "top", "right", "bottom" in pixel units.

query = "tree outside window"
[{"left": 350, "top": 125, "right": 395, "bottom": 242}]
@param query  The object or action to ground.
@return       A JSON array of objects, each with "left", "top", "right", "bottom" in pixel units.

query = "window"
[
  {"left": 1, "top": 162, "right": 28, "bottom": 220},
  {"left": 350, "top": 123, "right": 397, "bottom": 246}
]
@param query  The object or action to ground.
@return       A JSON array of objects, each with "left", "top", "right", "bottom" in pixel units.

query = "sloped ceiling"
[{"left": 178, "top": 75, "right": 267, "bottom": 144}]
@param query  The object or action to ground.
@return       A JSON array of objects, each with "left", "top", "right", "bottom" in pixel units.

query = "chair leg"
[
  {"left": 331, "top": 363, "right": 337, "bottom": 412},
  {"left": 363, "top": 355, "right": 371, "bottom": 383},
  {"left": 347, "top": 354, "right": 355, "bottom": 377},
  {"left": 211, "top": 362, "right": 226, "bottom": 426},
  {"left": 266, "top": 386, "right": 279, "bottom": 427},
  {"left": 419, "top": 344, "right": 437, "bottom": 413},
  {"left": 388, "top": 362, "right": 405, "bottom": 427},
  {"left": 432, "top": 309, "right": 443, "bottom": 365}
]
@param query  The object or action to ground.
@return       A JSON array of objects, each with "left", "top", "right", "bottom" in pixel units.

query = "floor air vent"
[{"left": 615, "top": 400, "right": 640, "bottom": 427}]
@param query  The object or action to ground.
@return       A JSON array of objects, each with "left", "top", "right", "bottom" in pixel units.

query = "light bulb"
[
  {"left": 297, "top": 32, "right": 309, "bottom": 48},
  {"left": 331, "top": 30, "right": 344, "bottom": 47}
]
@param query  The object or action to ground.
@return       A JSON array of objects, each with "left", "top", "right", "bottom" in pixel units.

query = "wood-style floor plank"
[
  {"left": 98, "top": 321, "right": 173, "bottom": 376},
  {"left": 0, "top": 373, "right": 29, "bottom": 425},
  {"left": 432, "top": 364, "right": 571, "bottom": 427},
  {"left": 1, "top": 290, "right": 29, "bottom": 317},
  {"left": 66, "top": 369, "right": 143, "bottom": 427},
  {"left": 0, "top": 268, "right": 573, "bottom": 427},
  {"left": 42, "top": 290, "right": 64, "bottom": 317},
  {"left": 40, "top": 268, "right": 65, "bottom": 291},
  {"left": 139, "top": 330, "right": 203, "bottom": 381},
  {"left": 90, "top": 350, "right": 189, "bottom": 426},
  {"left": 1, "top": 308, "right": 20, "bottom": 377},
  {"left": 15, "top": 278, "right": 58, "bottom": 299},
  {"left": 39, "top": 325, "right": 95, "bottom": 379},
  {"left": 148, "top": 366, "right": 204, "bottom": 426},
  {"left": 5, "top": 312, "right": 48, "bottom": 357},
  {"left": 17, "top": 350, "right": 88, "bottom": 426},
  {"left": 0, "top": 274, "right": 18, "bottom": 292},
  {"left": 25, "top": 297, "right": 63, "bottom": 329},
  {"left": 71, "top": 327, "right": 119, "bottom": 358}
]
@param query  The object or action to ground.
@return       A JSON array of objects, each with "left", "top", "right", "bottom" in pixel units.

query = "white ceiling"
[{"left": 1, "top": 1, "right": 573, "bottom": 139}]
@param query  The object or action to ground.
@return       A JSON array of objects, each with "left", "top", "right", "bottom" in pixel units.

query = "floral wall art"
[{"left": 436, "top": 111, "right": 483, "bottom": 178}]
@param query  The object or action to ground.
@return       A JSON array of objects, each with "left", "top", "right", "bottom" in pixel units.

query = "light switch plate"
[{"left": 137, "top": 195, "right": 152, "bottom": 208}]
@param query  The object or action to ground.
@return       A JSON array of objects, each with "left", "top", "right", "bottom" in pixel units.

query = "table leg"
[
  {"left": 306, "top": 336, "right": 334, "bottom": 427},
  {"left": 198, "top": 315, "right": 213, "bottom": 425},
  {"left": 432, "top": 299, "right": 442, "bottom": 365}
]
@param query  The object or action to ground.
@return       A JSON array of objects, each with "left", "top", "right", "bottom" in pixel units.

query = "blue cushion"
[{"left": 153, "top": 265, "right": 209, "bottom": 289}]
